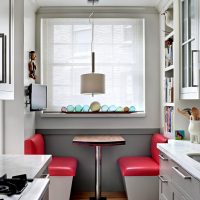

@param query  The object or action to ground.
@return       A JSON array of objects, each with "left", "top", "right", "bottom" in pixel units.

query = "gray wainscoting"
[{"left": 37, "top": 129, "right": 159, "bottom": 192}]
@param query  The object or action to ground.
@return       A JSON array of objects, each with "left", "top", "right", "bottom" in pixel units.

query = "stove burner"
[
  {"left": 0, "top": 174, "right": 29, "bottom": 196},
  {"left": 0, "top": 185, "right": 9, "bottom": 193}
]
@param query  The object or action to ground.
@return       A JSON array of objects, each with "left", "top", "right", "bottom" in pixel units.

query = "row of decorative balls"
[{"left": 61, "top": 101, "right": 136, "bottom": 113}]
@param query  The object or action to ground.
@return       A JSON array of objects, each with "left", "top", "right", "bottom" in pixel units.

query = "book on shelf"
[
  {"left": 164, "top": 106, "right": 174, "bottom": 134},
  {"left": 165, "top": 77, "right": 174, "bottom": 103}
]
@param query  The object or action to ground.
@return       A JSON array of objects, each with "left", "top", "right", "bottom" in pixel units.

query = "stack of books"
[
  {"left": 165, "top": 77, "right": 174, "bottom": 103},
  {"left": 165, "top": 107, "right": 174, "bottom": 134}
]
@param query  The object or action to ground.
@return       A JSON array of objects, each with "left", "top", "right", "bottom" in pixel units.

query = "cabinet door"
[
  {"left": 159, "top": 154, "right": 173, "bottom": 200},
  {"left": 159, "top": 177, "right": 172, "bottom": 200},
  {"left": 180, "top": 0, "right": 200, "bottom": 99},
  {"left": 172, "top": 187, "right": 192, "bottom": 200},
  {"left": 0, "top": 0, "right": 14, "bottom": 100}
]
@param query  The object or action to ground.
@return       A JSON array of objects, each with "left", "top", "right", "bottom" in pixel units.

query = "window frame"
[{"left": 38, "top": 10, "right": 146, "bottom": 118}]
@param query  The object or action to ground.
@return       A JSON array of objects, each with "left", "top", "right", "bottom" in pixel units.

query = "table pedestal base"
[{"left": 90, "top": 197, "right": 107, "bottom": 200}]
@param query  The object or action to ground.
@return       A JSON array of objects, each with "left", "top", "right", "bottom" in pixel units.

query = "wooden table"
[{"left": 73, "top": 135, "right": 125, "bottom": 200}]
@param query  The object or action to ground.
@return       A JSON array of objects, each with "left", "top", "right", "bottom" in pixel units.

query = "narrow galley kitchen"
[{"left": 1, "top": 0, "right": 200, "bottom": 200}]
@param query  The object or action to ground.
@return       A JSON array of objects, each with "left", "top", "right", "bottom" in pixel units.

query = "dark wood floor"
[{"left": 70, "top": 192, "right": 127, "bottom": 200}]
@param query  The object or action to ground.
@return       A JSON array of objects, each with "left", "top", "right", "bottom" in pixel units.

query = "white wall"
[
  {"left": 4, "top": 0, "right": 25, "bottom": 154},
  {"left": 4, "top": 0, "right": 38, "bottom": 153},
  {"left": 35, "top": 7, "right": 160, "bottom": 129},
  {"left": 24, "top": 0, "right": 38, "bottom": 139}
]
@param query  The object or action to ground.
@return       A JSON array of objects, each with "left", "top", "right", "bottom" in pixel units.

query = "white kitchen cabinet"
[
  {"left": 180, "top": 0, "right": 200, "bottom": 99},
  {"left": 172, "top": 187, "right": 192, "bottom": 200},
  {"left": 159, "top": 153, "right": 200, "bottom": 200},
  {"left": 159, "top": 153, "right": 173, "bottom": 200},
  {"left": 0, "top": 0, "right": 14, "bottom": 100}
]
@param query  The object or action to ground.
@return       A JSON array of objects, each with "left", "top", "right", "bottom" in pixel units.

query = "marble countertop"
[
  {"left": 0, "top": 155, "right": 51, "bottom": 178},
  {"left": 158, "top": 140, "right": 200, "bottom": 181}
]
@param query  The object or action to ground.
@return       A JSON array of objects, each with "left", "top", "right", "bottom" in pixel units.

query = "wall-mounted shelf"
[
  {"left": 164, "top": 103, "right": 174, "bottom": 107},
  {"left": 165, "top": 31, "right": 174, "bottom": 41},
  {"left": 165, "top": 65, "right": 174, "bottom": 72}
]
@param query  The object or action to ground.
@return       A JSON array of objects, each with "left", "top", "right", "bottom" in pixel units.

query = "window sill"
[{"left": 40, "top": 112, "right": 146, "bottom": 118}]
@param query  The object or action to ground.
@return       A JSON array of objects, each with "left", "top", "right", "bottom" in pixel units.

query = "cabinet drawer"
[
  {"left": 160, "top": 153, "right": 172, "bottom": 179},
  {"left": 171, "top": 162, "right": 199, "bottom": 199},
  {"left": 159, "top": 176, "right": 172, "bottom": 200}
]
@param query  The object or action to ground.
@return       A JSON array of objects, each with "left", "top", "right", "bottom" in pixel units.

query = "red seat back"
[
  {"left": 24, "top": 133, "right": 45, "bottom": 155},
  {"left": 151, "top": 133, "right": 168, "bottom": 164}
]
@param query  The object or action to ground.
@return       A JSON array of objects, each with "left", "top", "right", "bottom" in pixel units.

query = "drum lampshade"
[{"left": 81, "top": 73, "right": 105, "bottom": 94}]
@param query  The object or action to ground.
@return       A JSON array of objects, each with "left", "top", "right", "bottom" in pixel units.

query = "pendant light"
[{"left": 80, "top": 0, "right": 105, "bottom": 95}]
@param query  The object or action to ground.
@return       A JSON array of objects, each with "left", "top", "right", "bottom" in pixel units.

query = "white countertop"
[
  {"left": 158, "top": 140, "right": 200, "bottom": 181},
  {"left": 0, "top": 155, "right": 51, "bottom": 178}
]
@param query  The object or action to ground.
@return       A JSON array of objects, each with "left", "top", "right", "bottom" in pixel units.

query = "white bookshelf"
[{"left": 160, "top": 0, "right": 200, "bottom": 140}]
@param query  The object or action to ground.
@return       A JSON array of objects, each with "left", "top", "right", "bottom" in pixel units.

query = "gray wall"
[{"left": 37, "top": 129, "right": 159, "bottom": 192}]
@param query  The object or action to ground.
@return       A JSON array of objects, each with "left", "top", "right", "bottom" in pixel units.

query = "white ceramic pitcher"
[{"left": 188, "top": 120, "right": 200, "bottom": 143}]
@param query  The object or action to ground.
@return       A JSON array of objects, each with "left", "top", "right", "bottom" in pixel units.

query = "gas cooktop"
[{"left": 0, "top": 174, "right": 33, "bottom": 197}]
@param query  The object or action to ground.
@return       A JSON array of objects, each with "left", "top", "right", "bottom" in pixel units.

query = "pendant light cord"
[
  {"left": 89, "top": 0, "right": 95, "bottom": 53},
  {"left": 89, "top": 0, "right": 95, "bottom": 73}
]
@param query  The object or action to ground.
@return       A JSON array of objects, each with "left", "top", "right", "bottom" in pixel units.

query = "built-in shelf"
[
  {"left": 165, "top": 31, "right": 174, "bottom": 41},
  {"left": 164, "top": 103, "right": 174, "bottom": 107},
  {"left": 165, "top": 65, "right": 174, "bottom": 72},
  {"left": 41, "top": 112, "right": 146, "bottom": 118}
]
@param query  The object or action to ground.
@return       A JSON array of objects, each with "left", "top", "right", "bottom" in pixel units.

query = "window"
[{"left": 41, "top": 18, "right": 145, "bottom": 112}]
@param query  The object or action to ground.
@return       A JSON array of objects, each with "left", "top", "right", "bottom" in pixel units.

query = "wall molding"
[{"left": 37, "top": 6, "right": 158, "bottom": 16}]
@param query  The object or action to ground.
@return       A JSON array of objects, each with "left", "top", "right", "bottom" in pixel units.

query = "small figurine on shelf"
[{"left": 28, "top": 51, "right": 37, "bottom": 80}]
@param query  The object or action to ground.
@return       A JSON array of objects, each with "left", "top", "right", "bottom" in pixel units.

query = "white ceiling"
[{"left": 36, "top": 0, "right": 161, "bottom": 7}]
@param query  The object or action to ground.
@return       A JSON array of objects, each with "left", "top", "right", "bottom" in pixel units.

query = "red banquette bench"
[
  {"left": 118, "top": 133, "right": 168, "bottom": 200},
  {"left": 24, "top": 133, "right": 77, "bottom": 200}
]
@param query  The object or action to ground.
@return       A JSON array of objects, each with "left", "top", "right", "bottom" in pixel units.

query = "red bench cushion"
[
  {"left": 118, "top": 156, "right": 159, "bottom": 176},
  {"left": 24, "top": 133, "right": 77, "bottom": 177},
  {"left": 48, "top": 157, "right": 77, "bottom": 176},
  {"left": 24, "top": 133, "right": 45, "bottom": 155},
  {"left": 151, "top": 133, "right": 168, "bottom": 164}
]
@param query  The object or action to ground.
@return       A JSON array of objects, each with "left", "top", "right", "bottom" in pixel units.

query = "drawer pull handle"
[
  {"left": 172, "top": 167, "right": 191, "bottom": 180},
  {"left": 159, "top": 175, "right": 168, "bottom": 183},
  {"left": 41, "top": 174, "right": 50, "bottom": 179},
  {"left": 159, "top": 154, "right": 168, "bottom": 161}
]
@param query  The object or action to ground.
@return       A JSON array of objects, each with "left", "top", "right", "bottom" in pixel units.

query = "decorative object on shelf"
[
  {"left": 116, "top": 106, "right": 123, "bottom": 112},
  {"left": 129, "top": 106, "right": 136, "bottom": 112},
  {"left": 108, "top": 105, "right": 116, "bottom": 112},
  {"left": 28, "top": 51, "right": 37, "bottom": 80},
  {"left": 101, "top": 105, "right": 109, "bottom": 112},
  {"left": 82, "top": 105, "right": 90, "bottom": 112},
  {"left": 165, "top": 8, "right": 173, "bottom": 29},
  {"left": 175, "top": 130, "right": 185, "bottom": 140},
  {"left": 124, "top": 107, "right": 129, "bottom": 112},
  {"left": 61, "top": 107, "right": 67, "bottom": 112},
  {"left": 80, "top": 0, "right": 105, "bottom": 96},
  {"left": 61, "top": 104, "right": 138, "bottom": 113},
  {"left": 75, "top": 105, "right": 82, "bottom": 112},
  {"left": 66, "top": 105, "right": 74, "bottom": 112},
  {"left": 90, "top": 101, "right": 101, "bottom": 112},
  {"left": 0, "top": 34, "right": 6, "bottom": 83},
  {"left": 165, "top": 38, "right": 173, "bottom": 67}
]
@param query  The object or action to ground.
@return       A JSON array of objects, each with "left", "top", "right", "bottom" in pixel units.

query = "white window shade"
[{"left": 41, "top": 18, "right": 145, "bottom": 111}]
